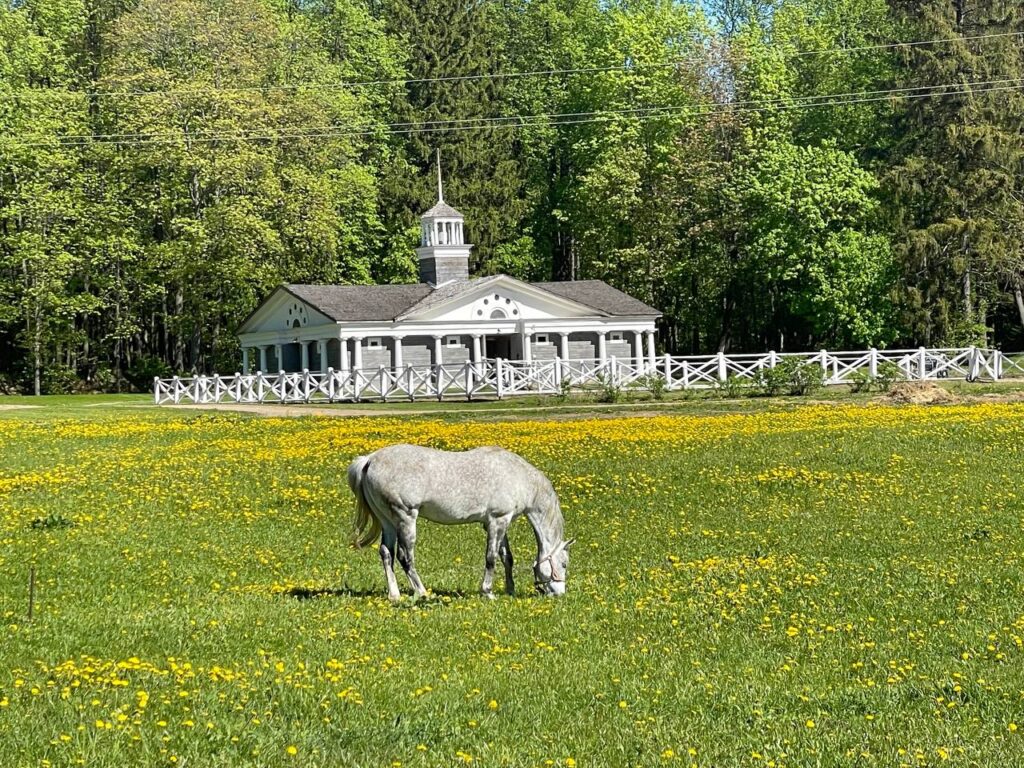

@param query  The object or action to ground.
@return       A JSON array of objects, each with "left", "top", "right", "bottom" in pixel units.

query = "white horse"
[{"left": 347, "top": 444, "right": 573, "bottom": 600}]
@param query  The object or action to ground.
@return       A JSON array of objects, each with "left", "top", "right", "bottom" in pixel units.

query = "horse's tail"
[{"left": 347, "top": 454, "right": 381, "bottom": 549}]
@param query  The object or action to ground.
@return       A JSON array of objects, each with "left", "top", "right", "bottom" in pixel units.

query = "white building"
[{"left": 237, "top": 175, "right": 661, "bottom": 374}]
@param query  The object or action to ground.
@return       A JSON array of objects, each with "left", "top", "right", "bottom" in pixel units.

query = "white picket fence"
[{"left": 153, "top": 347, "right": 1023, "bottom": 405}]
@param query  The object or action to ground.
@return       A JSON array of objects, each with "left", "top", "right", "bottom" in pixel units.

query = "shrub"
[
  {"left": 714, "top": 374, "right": 748, "bottom": 399},
  {"left": 753, "top": 363, "right": 790, "bottom": 396},
  {"left": 848, "top": 361, "right": 902, "bottom": 393},
  {"left": 784, "top": 359, "right": 826, "bottom": 396},
  {"left": 595, "top": 374, "right": 622, "bottom": 403},
  {"left": 41, "top": 365, "right": 79, "bottom": 395},
  {"left": 637, "top": 373, "right": 667, "bottom": 401}
]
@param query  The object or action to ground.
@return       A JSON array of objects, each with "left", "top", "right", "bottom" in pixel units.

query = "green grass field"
[{"left": 2, "top": 399, "right": 1024, "bottom": 767}]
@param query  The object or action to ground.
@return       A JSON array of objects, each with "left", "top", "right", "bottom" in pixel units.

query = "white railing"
[{"left": 154, "top": 347, "right": 1020, "bottom": 405}]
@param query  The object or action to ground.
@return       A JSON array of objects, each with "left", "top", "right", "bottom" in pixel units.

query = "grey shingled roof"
[
  {"left": 422, "top": 200, "right": 464, "bottom": 219},
  {"left": 532, "top": 280, "right": 661, "bottom": 317},
  {"left": 274, "top": 277, "right": 660, "bottom": 323},
  {"left": 285, "top": 283, "right": 431, "bottom": 321}
]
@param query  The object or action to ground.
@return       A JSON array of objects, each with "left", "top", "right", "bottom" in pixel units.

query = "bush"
[
  {"left": 595, "top": 374, "right": 622, "bottom": 403},
  {"left": 848, "top": 360, "right": 902, "bottom": 394},
  {"left": 714, "top": 374, "right": 748, "bottom": 399},
  {"left": 753, "top": 362, "right": 791, "bottom": 396},
  {"left": 752, "top": 358, "right": 826, "bottom": 397},
  {"left": 637, "top": 373, "right": 667, "bottom": 401},
  {"left": 41, "top": 365, "right": 79, "bottom": 395},
  {"left": 784, "top": 359, "right": 826, "bottom": 396}
]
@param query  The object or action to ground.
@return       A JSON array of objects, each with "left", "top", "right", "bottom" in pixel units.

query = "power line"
[
  {"left": 7, "top": 76, "right": 1022, "bottom": 149},
  {"left": 0, "top": 30, "right": 1019, "bottom": 102},
  {"left": 9, "top": 76, "right": 1024, "bottom": 145}
]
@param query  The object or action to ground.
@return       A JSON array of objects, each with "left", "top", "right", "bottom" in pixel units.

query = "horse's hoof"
[{"left": 481, "top": 591, "right": 497, "bottom": 600}]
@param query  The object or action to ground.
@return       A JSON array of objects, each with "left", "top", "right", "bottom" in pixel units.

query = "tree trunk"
[{"left": 1014, "top": 280, "right": 1024, "bottom": 331}]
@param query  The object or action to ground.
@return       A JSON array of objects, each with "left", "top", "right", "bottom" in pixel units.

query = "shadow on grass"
[{"left": 284, "top": 585, "right": 470, "bottom": 601}]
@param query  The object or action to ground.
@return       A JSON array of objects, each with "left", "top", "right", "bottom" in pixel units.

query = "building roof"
[
  {"left": 532, "top": 280, "right": 661, "bottom": 317},
  {"left": 422, "top": 200, "right": 464, "bottom": 219},
  {"left": 277, "top": 276, "right": 660, "bottom": 323},
  {"left": 285, "top": 283, "right": 432, "bottom": 322}
]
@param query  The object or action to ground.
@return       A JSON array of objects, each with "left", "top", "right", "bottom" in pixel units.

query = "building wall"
[{"left": 399, "top": 335, "right": 433, "bottom": 367}]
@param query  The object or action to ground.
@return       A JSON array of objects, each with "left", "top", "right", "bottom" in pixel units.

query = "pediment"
[
  {"left": 238, "top": 286, "right": 335, "bottom": 334},
  {"left": 402, "top": 276, "right": 604, "bottom": 322}
]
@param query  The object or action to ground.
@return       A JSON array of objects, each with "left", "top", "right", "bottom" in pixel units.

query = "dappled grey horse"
[{"left": 347, "top": 444, "right": 573, "bottom": 600}]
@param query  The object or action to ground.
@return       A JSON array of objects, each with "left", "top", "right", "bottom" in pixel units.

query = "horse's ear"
[{"left": 564, "top": 538, "right": 576, "bottom": 550}]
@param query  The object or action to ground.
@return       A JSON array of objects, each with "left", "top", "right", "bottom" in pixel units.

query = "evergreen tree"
[
  {"left": 886, "top": 0, "right": 1024, "bottom": 345},
  {"left": 378, "top": 0, "right": 528, "bottom": 275}
]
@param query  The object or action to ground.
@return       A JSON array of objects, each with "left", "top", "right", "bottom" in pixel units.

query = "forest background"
[{"left": 3, "top": 0, "right": 1024, "bottom": 393}]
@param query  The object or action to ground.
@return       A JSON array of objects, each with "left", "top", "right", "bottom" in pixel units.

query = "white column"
[
  {"left": 274, "top": 343, "right": 283, "bottom": 372},
  {"left": 646, "top": 331, "right": 657, "bottom": 370},
  {"left": 633, "top": 331, "right": 644, "bottom": 369},
  {"left": 433, "top": 335, "right": 443, "bottom": 366},
  {"left": 300, "top": 341, "right": 310, "bottom": 371},
  {"left": 472, "top": 334, "right": 482, "bottom": 363},
  {"left": 258, "top": 346, "right": 268, "bottom": 373},
  {"left": 523, "top": 332, "right": 532, "bottom": 363},
  {"left": 242, "top": 348, "right": 250, "bottom": 373},
  {"left": 393, "top": 336, "right": 404, "bottom": 369},
  {"left": 353, "top": 337, "right": 363, "bottom": 371},
  {"left": 318, "top": 339, "right": 328, "bottom": 374},
  {"left": 559, "top": 332, "right": 570, "bottom": 361},
  {"left": 597, "top": 331, "right": 607, "bottom": 363},
  {"left": 339, "top": 338, "right": 350, "bottom": 373}
]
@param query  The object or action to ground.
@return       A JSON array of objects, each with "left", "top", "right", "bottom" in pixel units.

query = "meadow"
[{"left": 1, "top": 400, "right": 1024, "bottom": 767}]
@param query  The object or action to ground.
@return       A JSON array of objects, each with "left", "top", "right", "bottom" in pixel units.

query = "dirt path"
[
  {"left": 0, "top": 404, "right": 40, "bottom": 411},
  {"left": 166, "top": 401, "right": 730, "bottom": 420}
]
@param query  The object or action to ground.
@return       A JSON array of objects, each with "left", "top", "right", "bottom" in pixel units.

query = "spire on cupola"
[{"left": 416, "top": 149, "right": 472, "bottom": 285}]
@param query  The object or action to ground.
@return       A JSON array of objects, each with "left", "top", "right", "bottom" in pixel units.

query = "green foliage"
[
  {"left": 2, "top": 0, "right": 1024, "bottom": 390},
  {"left": 850, "top": 361, "right": 903, "bottom": 394},
  {"left": 595, "top": 373, "right": 622, "bottom": 403},
  {"left": 637, "top": 373, "right": 667, "bottom": 401},
  {"left": 753, "top": 362, "right": 791, "bottom": 397},
  {"left": 714, "top": 373, "right": 749, "bottom": 399}
]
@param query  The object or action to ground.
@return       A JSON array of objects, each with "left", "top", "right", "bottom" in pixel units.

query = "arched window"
[{"left": 490, "top": 309, "right": 507, "bottom": 319}]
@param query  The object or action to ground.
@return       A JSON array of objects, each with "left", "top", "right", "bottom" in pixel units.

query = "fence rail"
[{"left": 154, "top": 347, "right": 1022, "bottom": 405}]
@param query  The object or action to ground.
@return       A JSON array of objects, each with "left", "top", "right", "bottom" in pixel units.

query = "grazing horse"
[{"left": 347, "top": 444, "right": 573, "bottom": 600}]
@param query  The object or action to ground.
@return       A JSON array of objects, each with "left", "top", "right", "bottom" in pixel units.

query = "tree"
[{"left": 886, "top": 0, "right": 1024, "bottom": 345}]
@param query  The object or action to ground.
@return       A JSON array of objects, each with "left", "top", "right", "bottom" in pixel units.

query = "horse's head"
[{"left": 534, "top": 538, "right": 575, "bottom": 596}]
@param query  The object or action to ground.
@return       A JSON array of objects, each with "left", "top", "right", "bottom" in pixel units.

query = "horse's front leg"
[
  {"left": 396, "top": 514, "right": 428, "bottom": 599},
  {"left": 481, "top": 519, "right": 509, "bottom": 598},
  {"left": 499, "top": 534, "right": 514, "bottom": 596},
  {"left": 379, "top": 525, "right": 402, "bottom": 602}
]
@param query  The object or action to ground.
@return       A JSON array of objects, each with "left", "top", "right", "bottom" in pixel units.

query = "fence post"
[
  {"left": 496, "top": 358, "right": 504, "bottom": 400},
  {"left": 717, "top": 352, "right": 727, "bottom": 383},
  {"left": 918, "top": 346, "right": 927, "bottom": 380},
  {"left": 869, "top": 348, "right": 878, "bottom": 378},
  {"left": 153, "top": 377, "right": 160, "bottom": 405},
  {"left": 769, "top": 350, "right": 778, "bottom": 368},
  {"left": 663, "top": 353, "right": 673, "bottom": 389},
  {"left": 995, "top": 350, "right": 1004, "bottom": 381},
  {"left": 819, "top": 350, "right": 828, "bottom": 382},
  {"left": 681, "top": 360, "right": 690, "bottom": 390},
  {"left": 610, "top": 356, "right": 618, "bottom": 388}
]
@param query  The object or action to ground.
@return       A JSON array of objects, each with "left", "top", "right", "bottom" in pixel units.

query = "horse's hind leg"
[
  {"left": 395, "top": 516, "right": 428, "bottom": 599},
  {"left": 378, "top": 524, "right": 402, "bottom": 602},
  {"left": 499, "top": 534, "right": 514, "bottom": 596}
]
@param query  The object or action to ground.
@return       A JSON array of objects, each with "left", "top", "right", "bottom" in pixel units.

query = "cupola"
[{"left": 416, "top": 152, "right": 472, "bottom": 285}]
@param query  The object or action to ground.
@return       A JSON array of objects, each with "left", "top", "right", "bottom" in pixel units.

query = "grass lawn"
[{"left": 1, "top": 399, "right": 1024, "bottom": 766}]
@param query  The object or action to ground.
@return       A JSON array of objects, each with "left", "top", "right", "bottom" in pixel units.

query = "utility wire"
[
  {"left": 0, "top": 30, "right": 1019, "bottom": 101},
  {"left": 7, "top": 76, "right": 1022, "bottom": 149}
]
